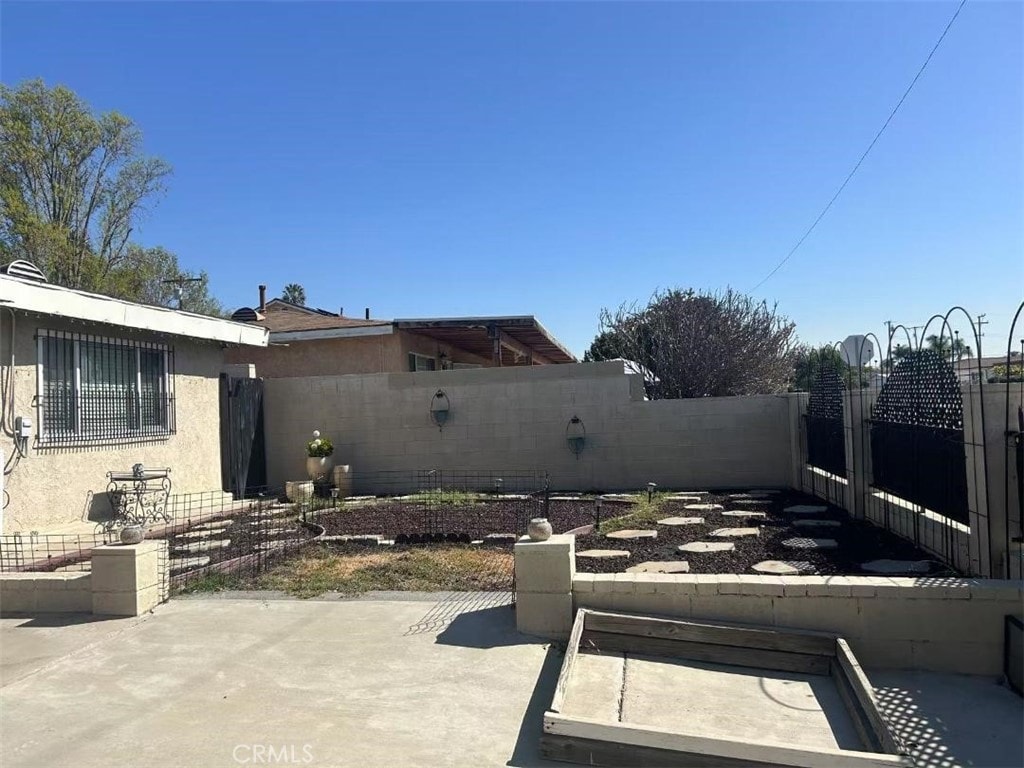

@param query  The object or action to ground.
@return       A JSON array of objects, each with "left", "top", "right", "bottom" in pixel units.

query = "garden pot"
[
  {"left": 120, "top": 525, "right": 144, "bottom": 545},
  {"left": 332, "top": 464, "right": 352, "bottom": 498},
  {"left": 527, "top": 518, "right": 553, "bottom": 542},
  {"left": 285, "top": 480, "right": 314, "bottom": 503},
  {"left": 306, "top": 456, "right": 334, "bottom": 481}
]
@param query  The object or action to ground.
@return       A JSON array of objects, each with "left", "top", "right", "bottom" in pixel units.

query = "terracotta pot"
[
  {"left": 120, "top": 525, "right": 144, "bottom": 545},
  {"left": 306, "top": 455, "right": 334, "bottom": 481},
  {"left": 527, "top": 518, "right": 553, "bottom": 542}
]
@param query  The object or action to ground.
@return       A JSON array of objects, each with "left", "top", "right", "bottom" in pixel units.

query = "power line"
[{"left": 750, "top": 0, "right": 968, "bottom": 292}]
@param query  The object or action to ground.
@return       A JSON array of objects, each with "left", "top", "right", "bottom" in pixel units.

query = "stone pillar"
[
  {"left": 91, "top": 540, "right": 168, "bottom": 617},
  {"left": 514, "top": 534, "right": 575, "bottom": 640}
]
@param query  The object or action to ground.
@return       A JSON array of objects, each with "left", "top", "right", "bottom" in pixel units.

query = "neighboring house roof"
[
  {"left": 394, "top": 316, "right": 577, "bottom": 364},
  {"left": 0, "top": 274, "right": 269, "bottom": 347},
  {"left": 954, "top": 355, "right": 1017, "bottom": 372}
]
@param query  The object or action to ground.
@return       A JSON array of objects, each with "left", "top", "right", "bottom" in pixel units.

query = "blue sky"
[{"left": 2, "top": 1, "right": 1021, "bottom": 360}]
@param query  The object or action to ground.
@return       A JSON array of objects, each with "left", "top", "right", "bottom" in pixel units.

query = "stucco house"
[
  {"left": 223, "top": 285, "right": 576, "bottom": 378},
  {"left": 0, "top": 262, "right": 268, "bottom": 534}
]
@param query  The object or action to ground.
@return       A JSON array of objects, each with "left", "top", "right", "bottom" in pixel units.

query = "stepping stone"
[
  {"left": 170, "top": 555, "right": 211, "bottom": 572},
  {"left": 599, "top": 494, "right": 637, "bottom": 503},
  {"left": 782, "top": 537, "right": 837, "bottom": 551},
  {"left": 627, "top": 560, "right": 690, "bottom": 574},
  {"left": 684, "top": 503, "right": 723, "bottom": 511},
  {"left": 784, "top": 505, "right": 829, "bottom": 515},
  {"left": 256, "top": 540, "right": 303, "bottom": 552},
  {"left": 497, "top": 494, "right": 528, "bottom": 499},
  {"left": 728, "top": 493, "right": 770, "bottom": 500},
  {"left": 657, "top": 516, "right": 704, "bottom": 526},
  {"left": 709, "top": 527, "right": 759, "bottom": 539},
  {"left": 173, "top": 538, "right": 230, "bottom": 554},
  {"left": 191, "top": 521, "right": 233, "bottom": 532},
  {"left": 793, "top": 519, "right": 841, "bottom": 529},
  {"left": 664, "top": 495, "right": 703, "bottom": 502},
  {"left": 178, "top": 530, "right": 222, "bottom": 540},
  {"left": 344, "top": 496, "right": 376, "bottom": 504},
  {"left": 752, "top": 560, "right": 815, "bottom": 575},
  {"left": 577, "top": 549, "right": 631, "bottom": 559},
  {"left": 321, "top": 534, "right": 384, "bottom": 544},
  {"left": 550, "top": 495, "right": 583, "bottom": 501},
  {"left": 605, "top": 529, "right": 657, "bottom": 540},
  {"left": 733, "top": 499, "right": 769, "bottom": 505},
  {"left": 722, "top": 510, "right": 766, "bottom": 520},
  {"left": 678, "top": 541, "right": 735, "bottom": 553},
  {"left": 861, "top": 559, "right": 932, "bottom": 575}
]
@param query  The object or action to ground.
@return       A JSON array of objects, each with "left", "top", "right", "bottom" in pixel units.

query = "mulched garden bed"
[
  {"left": 574, "top": 489, "right": 944, "bottom": 576},
  {"left": 315, "top": 498, "right": 600, "bottom": 541}
]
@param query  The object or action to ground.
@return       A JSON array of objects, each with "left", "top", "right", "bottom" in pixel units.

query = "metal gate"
[
  {"left": 806, "top": 363, "right": 846, "bottom": 477},
  {"left": 869, "top": 349, "right": 968, "bottom": 524},
  {"left": 219, "top": 375, "right": 266, "bottom": 497}
]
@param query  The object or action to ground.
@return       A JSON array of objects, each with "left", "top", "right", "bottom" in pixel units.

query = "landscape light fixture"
[
  {"left": 566, "top": 415, "right": 586, "bottom": 458},
  {"left": 429, "top": 389, "right": 451, "bottom": 430},
  {"left": 647, "top": 482, "right": 658, "bottom": 503}
]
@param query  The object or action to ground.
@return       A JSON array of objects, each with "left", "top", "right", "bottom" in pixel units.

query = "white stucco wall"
[
  {"left": 262, "top": 361, "right": 796, "bottom": 491},
  {"left": 1, "top": 312, "right": 226, "bottom": 533}
]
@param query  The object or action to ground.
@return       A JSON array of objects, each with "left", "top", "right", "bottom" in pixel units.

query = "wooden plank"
[
  {"left": 540, "top": 733, "right": 780, "bottom": 767},
  {"left": 834, "top": 639, "right": 904, "bottom": 755},
  {"left": 550, "top": 608, "right": 589, "bottom": 714},
  {"left": 585, "top": 609, "right": 836, "bottom": 656},
  {"left": 831, "top": 658, "right": 879, "bottom": 752},
  {"left": 580, "top": 629, "right": 831, "bottom": 675},
  {"left": 544, "top": 713, "right": 914, "bottom": 768}
]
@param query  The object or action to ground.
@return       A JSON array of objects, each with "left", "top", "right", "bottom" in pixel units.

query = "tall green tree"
[
  {"left": 1, "top": 79, "right": 171, "bottom": 288},
  {"left": 582, "top": 330, "right": 626, "bottom": 362},
  {"left": 281, "top": 283, "right": 306, "bottom": 306},
  {"left": 0, "top": 80, "right": 223, "bottom": 315},
  {"left": 925, "top": 333, "right": 972, "bottom": 361}
]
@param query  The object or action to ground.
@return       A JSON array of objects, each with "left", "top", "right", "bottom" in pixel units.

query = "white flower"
[{"left": 312, "top": 430, "right": 321, "bottom": 439}]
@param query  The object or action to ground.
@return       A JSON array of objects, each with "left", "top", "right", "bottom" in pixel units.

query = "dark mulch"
[
  {"left": 574, "top": 490, "right": 943, "bottom": 576},
  {"left": 315, "top": 498, "right": 600, "bottom": 540}
]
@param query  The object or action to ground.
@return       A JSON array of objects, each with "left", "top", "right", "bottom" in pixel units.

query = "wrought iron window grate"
[{"left": 37, "top": 330, "right": 176, "bottom": 446}]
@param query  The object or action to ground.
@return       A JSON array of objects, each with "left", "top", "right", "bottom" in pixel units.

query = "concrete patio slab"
[{"left": 0, "top": 596, "right": 561, "bottom": 768}]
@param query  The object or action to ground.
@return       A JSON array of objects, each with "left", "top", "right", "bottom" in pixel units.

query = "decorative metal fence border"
[{"left": 799, "top": 303, "right": 1024, "bottom": 578}]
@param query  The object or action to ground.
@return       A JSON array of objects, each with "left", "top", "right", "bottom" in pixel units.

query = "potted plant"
[{"left": 306, "top": 430, "right": 335, "bottom": 481}]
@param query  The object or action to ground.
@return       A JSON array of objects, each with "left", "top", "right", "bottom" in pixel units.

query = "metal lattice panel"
[
  {"left": 872, "top": 350, "right": 964, "bottom": 430},
  {"left": 806, "top": 363, "right": 846, "bottom": 476},
  {"left": 870, "top": 349, "right": 968, "bottom": 525}
]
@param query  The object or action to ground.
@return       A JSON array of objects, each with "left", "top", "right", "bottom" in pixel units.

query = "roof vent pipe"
[
  {"left": 365, "top": 307, "right": 370, "bottom": 320},
  {"left": 258, "top": 284, "right": 267, "bottom": 311}
]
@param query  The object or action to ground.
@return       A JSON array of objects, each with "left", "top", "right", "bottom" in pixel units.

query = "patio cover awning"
[{"left": 393, "top": 316, "right": 577, "bottom": 365}]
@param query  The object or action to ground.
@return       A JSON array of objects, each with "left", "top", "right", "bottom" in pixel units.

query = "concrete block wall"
[
  {"left": 573, "top": 573, "right": 1023, "bottom": 676},
  {"left": 515, "top": 534, "right": 575, "bottom": 639},
  {"left": 0, "top": 572, "right": 92, "bottom": 613},
  {"left": 262, "top": 361, "right": 796, "bottom": 491},
  {"left": 0, "top": 540, "right": 168, "bottom": 617}
]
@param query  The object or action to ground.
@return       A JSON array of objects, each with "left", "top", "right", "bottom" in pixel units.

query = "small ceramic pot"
[
  {"left": 120, "top": 525, "right": 144, "bottom": 545},
  {"left": 527, "top": 517, "right": 553, "bottom": 542}
]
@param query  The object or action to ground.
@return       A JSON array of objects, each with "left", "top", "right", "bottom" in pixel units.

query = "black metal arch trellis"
[
  {"left": 1002, "top": 301, "right": 1024, "bottom": 580},
  {"left": 869, "top": 348, "right": 969, "bottom": 525}
]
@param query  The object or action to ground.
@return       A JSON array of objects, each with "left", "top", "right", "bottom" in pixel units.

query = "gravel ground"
[
  {"left": 574, "top": 489, "right": 943, "bottom": 576},
  {"left": 315, "top": 498, "right": 600, "bottom": 540}
]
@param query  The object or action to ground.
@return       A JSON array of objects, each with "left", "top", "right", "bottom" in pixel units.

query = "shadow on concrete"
[
  {"left": 873, "top": 671, "right": 1024, "bottom": 768},
  {"left": 406, "top": 589, "right": 512, "bottom": 638},
  {"left": 507, "top": 645, "right": 564, "bottom": 768},
  {"left": 3, "top": 612, "right": 124, "bottom": 628},
  {"left": 433, "top": 603, "right": 547, "bottom": 649}
]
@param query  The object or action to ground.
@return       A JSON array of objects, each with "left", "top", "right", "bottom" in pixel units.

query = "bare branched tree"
[{"left": 598, "top": 288, "right": 797, "bottom": 399}]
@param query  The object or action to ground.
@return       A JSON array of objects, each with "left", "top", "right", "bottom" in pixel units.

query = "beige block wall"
[
  {"left": 262, "top": 361, "right": 796, "bottom": 491},
  {"left": 573, "top": 572, "right": 1023, "bottom": 676},
  {"left": 1, "top": 314, "right": 226, "bottom": 533}
]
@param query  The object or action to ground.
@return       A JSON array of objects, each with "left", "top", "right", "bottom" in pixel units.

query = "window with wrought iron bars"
[{"left": 36, "top": 330, "right": 176, "bottom": 446}]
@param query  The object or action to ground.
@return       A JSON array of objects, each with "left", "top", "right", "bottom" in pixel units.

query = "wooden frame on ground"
[{"left": 542, "top": 609, "right": 912, "bottom": 767}]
